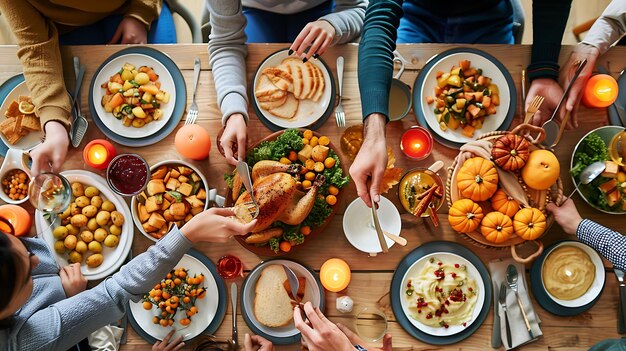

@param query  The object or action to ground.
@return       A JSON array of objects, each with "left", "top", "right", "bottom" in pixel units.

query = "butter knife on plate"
[
  {"left": 499, "top": 283, "right": 512, "bottom": 348},
  {"left": 615, "top": 268, "right": 626, "bottom": 333}
]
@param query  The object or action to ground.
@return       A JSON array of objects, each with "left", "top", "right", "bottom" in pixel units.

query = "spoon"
[
  {"left": 567, "top": 161, "right": 606, "bottom": 199},
  {"left": 506, "top": 264, "right": 534, "bottom": 339}
]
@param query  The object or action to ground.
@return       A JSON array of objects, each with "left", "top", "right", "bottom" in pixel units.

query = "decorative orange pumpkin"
[
  {"left": 490, "top": 189, "right": 520, "bottom": 217},
  {"left": 491, "top": 134, "right": 530, "bottom": 171},
  {"left": 457, "top": 157, "right": 499, "bottom": 202},
  {"left": 521, "top": 150, "right": 560, "bottom": 190},
  {"left": 448, "top": 199, "right": 484, "bottom": 233},
  {"left": 480, "top": 211, "right": 513, "bottom": 243},
  {"left": 513, "top": 207, "right": 546, "bottom": 240}
]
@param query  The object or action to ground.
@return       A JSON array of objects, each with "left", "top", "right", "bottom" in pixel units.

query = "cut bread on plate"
[
  {"left": 262, "top": 66, "right": 293, "bottom": 92},
  {"left": 299, "top": 61, "right": 314, "bottom": 99},
  {"left": 259, "top": 93, "right": 287, "bottom": 110},
  {"left": 283, "top": 58, "right": 304, "bottom": 99},
  {"left": 305, "top": 62, "right": 318, "bottom": 100},
  {"left": 254, "top": 265, "right": 294, "bottom": 328},
  {"left": 311, "top": 64, "right": 325, "bottom": 102},
  {"left": 255, "top": 75, "right": 284, "bottom": 99},
  {"left": 268, "top": 93, "right": 298, "bottom": 119}
]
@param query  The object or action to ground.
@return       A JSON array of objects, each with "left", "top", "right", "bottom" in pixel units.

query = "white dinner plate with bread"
[
  {"left": 252, "top": 49, "right": 333, "bottom": 129},
  {"left": 241, "top": 259, "right": 325, "bottom": 345}
]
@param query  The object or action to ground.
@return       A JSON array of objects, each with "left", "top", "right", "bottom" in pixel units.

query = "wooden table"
[{"left": 1, "top": 43, "right": 625, "bottom": 350}]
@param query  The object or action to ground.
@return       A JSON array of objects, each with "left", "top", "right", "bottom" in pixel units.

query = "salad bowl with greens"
[{"left": 225, "top": 129, "right": 350, "bottom": 256}]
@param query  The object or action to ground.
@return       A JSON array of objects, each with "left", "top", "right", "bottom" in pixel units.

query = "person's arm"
[
  {"left": 0, "top": 0, "right": 71, "bottom": 132},
  {"left": 318, "top": 0, "right": 368, "bottom": 45},
  {"left": 206, "top": 0, "right": 249, "bottom": 126},
  {"left": 17, "top": 228, "right": 192, "bottom": 351},
  {"left": 125, "top": 0, "right": 162, "bottom": 29},
  {"left": 358, "top": 0, "right": 402, "bottom": 122},
  {"left": 582, "top": 0, "right": 626, "bottom": 55},
  {"left": 577, "top": 219, "right": 626, "bottom": 271}
]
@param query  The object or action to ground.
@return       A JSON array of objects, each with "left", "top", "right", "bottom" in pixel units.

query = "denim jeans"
[
  {"left": 397, "top": 0, "right": 513, "bottom": 44},
  {"left": 59, "top": 2, "right": 177, "bottom": 45},
  {"left": 243, "top": 1, "right": 334, "bottom": 43}
]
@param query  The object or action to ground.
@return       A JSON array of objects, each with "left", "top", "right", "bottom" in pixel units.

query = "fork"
[
  {"left": 523, "top": 95, "right": 544, "bottom": 124},
  {"left": 335, "top": 56, "right": 345, "bottom": 128},
  {"left": 185, "top": 57, "right": 201, "bottom": 125},
  {"left": 71, "top": 57, "right": 88, "bottom": 147},
  {"left": 235, "top": 159, "right": 259, "bottom": 219}
]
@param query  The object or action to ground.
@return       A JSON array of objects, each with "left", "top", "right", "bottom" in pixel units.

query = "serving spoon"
[
  {"left": 567, "top": 161, "right": 606, "bottom": 199},
  {"left": 506, "top": 264, "right": 534, "bottom": 339}
]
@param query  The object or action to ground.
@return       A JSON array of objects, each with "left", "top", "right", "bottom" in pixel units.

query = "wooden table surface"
[{"left": 1, "top": 43, "right": 625, "bottom": 350}]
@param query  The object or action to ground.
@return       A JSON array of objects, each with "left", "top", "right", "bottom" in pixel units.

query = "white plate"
[
  {"left": 399, "top": 252, "right": 485, "bottom": 337},
  {"left": 420, "top": 52, "right": 511, "bottom": 144},
  {"left": 128, "top": 254, "right": 220, "bottom": 341},
  {"left": 91, "top": 53, "right": 175, "bottom": 139},
  {"left": 35, "top": 170, "right": 133, "bottom": 280},
  {"left": 242, "top": 260, "right": 322, "bottom": 339},
  {"left": 253, "top": 50, "right": 332, "bottom": 129},
  {"left": 131, "top": 159, "right": 209, "bottom": 242},
  {"left": 540, "top": 241, "right": 605, "bottom": 308},
  {"left": 343, "top": 196, "right": 401, "bottom": 254},
  {"left": 0, "top": 81, "right": 45, "bottom": 151}
]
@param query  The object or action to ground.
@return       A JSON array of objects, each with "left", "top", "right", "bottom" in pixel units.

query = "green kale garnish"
[{"left": 571, "top": 133, "right": 609, "bottom": 178}]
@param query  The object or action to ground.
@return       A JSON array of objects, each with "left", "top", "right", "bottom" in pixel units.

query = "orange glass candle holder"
[
  {"left": 83, "top": 139, "right": 117, "bottom": 170},
  {"left": 401, "top": 126, "right": 433, "bottom": 160},
  {"left": 320, "top": 258, "right": 351, "bottom": 292},
  {"left": 0, "top": 204, "right": 32, "bottom": 236},
  {"left": 582, "top": 74, "right": 618, "bottom": 108}
]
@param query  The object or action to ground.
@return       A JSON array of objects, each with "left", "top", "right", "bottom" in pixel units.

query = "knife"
[
  {"left": 499, "top": 283, "right": 512, "bottom": 348},
  {"left": 370, "top": 193, "right": 389, "bottom": 253},
  {"left": 283, "top": 265, "right": 307, "bottom": 321},
  {"left": 230, "top": 283, "right": 238, "bottom": 349},
  {"left": 615, "top": 268, "right": 626, "bottom": 333},
  {"left": 491, "top": 283, "right": 502, "bottom": 348},
  {"left": 598, "top": 65, "right": 626, "bottom": 127}
]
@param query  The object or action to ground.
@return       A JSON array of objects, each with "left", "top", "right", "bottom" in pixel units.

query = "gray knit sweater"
[
  {"left": 0, "top": 228, "right": 192, "bottom": 351},
  {"left": 206, "top": 0, "right": 367, "bottom": 125}
]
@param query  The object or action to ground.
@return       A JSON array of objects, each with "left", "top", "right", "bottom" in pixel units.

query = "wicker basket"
[{"left": 446, "top": 124, "right": 565, "bottom": 263}]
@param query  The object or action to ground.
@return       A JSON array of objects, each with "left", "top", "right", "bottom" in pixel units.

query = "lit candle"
[
  {"left": 83, "top": 139, "right": 117, "bottom": 170},
  {"left": 0, "top": 204, "right": 32, "bottom": 236},
  {"left": 320, "top": 258, "right": 351, "bottom": 292},
  {"left": 401, "top": 126, "right": 433, "bottom": 160},
  {"left": 582, "top": 74, "right": 618, "bottom": 108}
]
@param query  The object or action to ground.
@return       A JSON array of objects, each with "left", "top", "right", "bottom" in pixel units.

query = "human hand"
[
  {"left": 180, "top": 207, "right": 257, "bottom": 243},
  {"left": 294, "top": 302, "right": 353, "bottom": 351},
  {"left": 221, "top": 114, "right": 247, "bottom": 166},
  {"left": 30, "top": 121, "right": 69, "bottom": 177},
  {"left": 244, "top": 333, "right": 274, "bottom": 351},
  {"left": 525, "top": 78, "right": 564, "bottom": 126},
  {"left": 109, "top": 17, "right": 148, "bottom": 44},
  {"left": 152, "top": 330, "right": 185, "bottom": 351},
  {"left": 559, "top": 43, "right": 600, "bottom": 128},
  {"left": 290, "top": 20, "right": 336, "bottom": 60},
  {"left": 349, "top": 114, "right": 387, "bottom": 208},
  {"left": 546, "top": 199, "right": 583, "bottom": 235},
  {"left": 336, "top": 323, "right": 393, "bottom": 351},
  {"left": 59, "top": 263, "right": 87, "bottom": 297}
]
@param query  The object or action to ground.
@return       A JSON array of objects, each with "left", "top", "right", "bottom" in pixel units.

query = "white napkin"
[
  {"left": 489, "top": 259, "right": 542, "bottom": 350},
  {"left": 88, "top": 325, "right": 124, "bottom": 351}
]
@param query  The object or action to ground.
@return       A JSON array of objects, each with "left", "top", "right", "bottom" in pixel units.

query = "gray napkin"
[
  {"left": 88, "top": 325, "right": 124, "bottom": 351},
  {"left": 489, "top": 259, "right": 542, "bottom": 350}
]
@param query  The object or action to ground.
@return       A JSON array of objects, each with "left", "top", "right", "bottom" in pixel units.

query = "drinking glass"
[
  {"left": 352, "top": 306, "right": 388, "bottom": 342},
  {"left": 28, "top": 172, "right": 71, "bottom": 215}
]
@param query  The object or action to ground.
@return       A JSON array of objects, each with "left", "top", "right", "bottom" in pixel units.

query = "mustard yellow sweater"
[{"left": 0, "top": 0, "right": 161, "bottom": 131}]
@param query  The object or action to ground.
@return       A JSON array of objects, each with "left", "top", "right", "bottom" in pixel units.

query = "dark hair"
[
  {"left": 193, "top": 335, "right": 232, "bottom": 351},
  {"left": 0, "top": 231, "right": 18, "bottom": 329}
]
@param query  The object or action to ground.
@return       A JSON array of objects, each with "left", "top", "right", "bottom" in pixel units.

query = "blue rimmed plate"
[
  {"left": 241, "top": 259, "right": 325, "bottom": 345},
  {"left": 530, "top": 240, "right": 605, "bottom": 316},
  {"left": 88, "top": 47, "right": 186, "bottom": 147},
  {"left": 127, "top": 249, "right": 227, "bottom": 343},
  {"left": 250, "top": 49, "right": 336, "bottom": 132},
  {"left": 0, "top": 74, "right": 45, "bottom": 154},
  {"left": 390, "top": 241, "right": 492, "bottom": 345},
  {"left": 413, "top": 48, "right": 516, "bottom": 149}
]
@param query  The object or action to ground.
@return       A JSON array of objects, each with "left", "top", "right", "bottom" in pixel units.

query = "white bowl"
[
  {"left": 343, "top": 196, "right": 402, "bottom": 255},
  {"left": 131, "top": 159, "right": 208, "bottom": 242},
  {"left": 0, "top": 80, "right": 45, "bottom": 151},
  {"left": 0, "top": 148, "right": 31, "bottom": 205},
  {"left": 35, "top": 170, "right": 134, "bottom": 280},
  {"left": 540, "top": 241, "right": 605, "bottom": 308}
]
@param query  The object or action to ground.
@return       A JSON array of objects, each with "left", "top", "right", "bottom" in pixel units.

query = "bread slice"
[
  {"left": 21, "top": 115, "right": 41, "bottom": 131},
  {"left": 283, "top": 58, "right": 304, "bottom": 99},
  {"left": 262, "top": 66, "right": 292, "bottom": 92},
  {"left": 4, "top": 101, "right": 18, "bottom": 118},
  {"left": 268, "top": 93, "right": 298, "bottom": 119},
  {"left": 254, "top": 265, "right": 294, "bottom": 327},
  {"left": 255, "top": 75, "right": 283, "bottom": 99},
  {"left": 259, "top": 93, "right": 287, "bottom": 110},
  {"left": 233, "top": 203, "right": 253, "bottom": 224},
  {"left": 311, "top": 64, "right": 325, "bottom": 102},
  {"left": 6, "top": 132, "right": 23, "bottom": 145},
  {"left": 306, "top": 62, "right": 318, "bottom": 100}
]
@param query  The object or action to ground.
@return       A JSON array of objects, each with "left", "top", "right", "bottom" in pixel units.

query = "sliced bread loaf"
[{"left": 254, "top": 265, "right": 294, "bottom": 327}]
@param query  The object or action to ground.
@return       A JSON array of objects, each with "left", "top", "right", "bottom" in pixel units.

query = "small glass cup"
[
  {"left": 352, "top": 306, "right": 388, "bottom": 342},
  {"left": 28, "top": 172, "right": 71, "bottom": 215},
  {"left": 106, "top": 154, "right": 150, "bottom": 197},
  {"left": 400, "top": 126, "right": 433, "bottom": 161},
  {"left": 217, "top": 255, "right": 243, "bottom": 279}
]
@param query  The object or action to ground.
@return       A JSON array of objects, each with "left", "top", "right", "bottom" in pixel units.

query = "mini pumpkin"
[
  {"left": 480, "top": 211, "right": 513, "bottom": 243},
  {"left": 491, "top": 189, "right": 520, "bottom": 217},
  {"left": 491, "top": 134, "right": 530, "bottom": 171},
  {"left": 513, "top": 207, "right": 546, "bottom": 240},
  {"left": 448, "top": 199, "right": 484, "bottom": 233},
  {"left": 457, "top": 157, "right": 499, "bottom": 202}
]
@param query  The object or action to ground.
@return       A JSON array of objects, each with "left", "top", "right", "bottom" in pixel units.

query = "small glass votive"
[{"left": 401, "top": 126, "right": 433, "bottom": 160}]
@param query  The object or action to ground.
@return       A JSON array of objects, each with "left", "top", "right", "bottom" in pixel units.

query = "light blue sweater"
[{"left": 0, "top": 228, "right": 192, "bottom": 351}]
